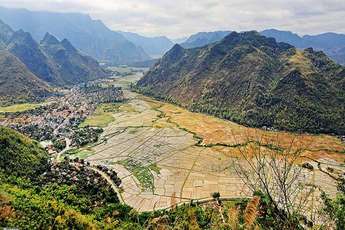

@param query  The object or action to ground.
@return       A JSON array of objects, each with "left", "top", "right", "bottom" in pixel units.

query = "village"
[{"left": 0, "top": 82, "right": 124, "bottom": 155}]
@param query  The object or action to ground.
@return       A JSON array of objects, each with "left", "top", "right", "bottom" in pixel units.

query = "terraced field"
[{"left": 83, "top": 74, "right": 345, "bottom": 213}]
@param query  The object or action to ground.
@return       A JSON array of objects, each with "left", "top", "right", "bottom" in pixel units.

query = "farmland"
[{"left": 80, "top": 72, "right": 345, "bottom": 213}]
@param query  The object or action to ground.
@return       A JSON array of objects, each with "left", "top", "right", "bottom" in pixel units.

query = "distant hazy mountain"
[
  {"left": 138, "top": 31, "right": 345, "bottom": 135},
  {"left": 0, "top": 50, "right": 51, "bottom": 104},
  {"left": 261, "top": 29, "right": 345, "bottom": 65},
  {"left": 6, "top": 29, "right": 60, "bottom": 84},
  {"left": 40, "top": 33, "right": 108, "bottom": 85},
  {"left": 118, "top": 31, "right": 174, "bottom": 57},
  {"left": 0, "top": 20, "right": 107, "bottom": 86},
  {"left": 172, "top": 37, "right": 188, "bottom": 44},
  {"left": 0, "top": 7, "right": 150, "bottom": 65},
  {"left": 180, "top": 31, "right": 231, "bottom": 48}
]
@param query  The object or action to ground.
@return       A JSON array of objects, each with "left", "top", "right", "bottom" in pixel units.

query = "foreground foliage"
[{"left": 1, "top": 126, "right": 344, "bottom": 229}]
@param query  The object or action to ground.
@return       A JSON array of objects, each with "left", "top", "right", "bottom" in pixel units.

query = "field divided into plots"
[{"left": 81, "top": 74, "right": 345, "bottom": 212}]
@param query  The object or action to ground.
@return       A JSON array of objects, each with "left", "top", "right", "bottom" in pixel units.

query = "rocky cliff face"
[{"left": 137, "top": 31, "right": 345, "bottom": 135}]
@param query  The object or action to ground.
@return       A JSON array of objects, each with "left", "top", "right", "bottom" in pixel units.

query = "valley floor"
[{"left": 75, "top": 73, "right": 345, "bottom": 214}]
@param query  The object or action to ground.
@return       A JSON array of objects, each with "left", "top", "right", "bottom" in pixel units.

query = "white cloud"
[{"left": 0, "top": 0, "right": 344, "bottom": 38}]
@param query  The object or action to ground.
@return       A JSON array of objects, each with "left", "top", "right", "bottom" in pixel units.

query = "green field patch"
[
  {"left": 117, "top": 159, "right": 156, "bottom": 192},
  {"left": 148, "top": 163, "right": 161, "bottom": 175},
  {"left": 64, "top": 148, "right": 95, "bottom": 159},
  {"left": 80, "top": 103, "right": 122, "bottom": 128},
  {"left": 0, "top": 103, "right": 43, "bottom": 113}
]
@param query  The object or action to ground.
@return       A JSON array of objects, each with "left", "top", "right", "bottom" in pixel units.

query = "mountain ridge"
[
  {"left": 137, "top": 31, "right": 345, "bottom": 135},
  {"left": 0, "top": 6, "right": 151, "bottom": 65},
  {"left": 0, "top": 20, "right": 108, "bottom": 86},
  {"left": 118, "top": 31, "right": 174, "bottom": 57}
]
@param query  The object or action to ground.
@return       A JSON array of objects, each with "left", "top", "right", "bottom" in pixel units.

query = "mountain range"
[
  {"left": 137, "top": 31, "right": 345, "bottom": 135},
  {"left": 180, "top": 31, "right": 231, "bottom": 49},
  {"left": 178, "top": 30, "right": 345, "bottom": 65},
  {"left": 0, "top": 7, "right": 152, "bottom": 65},
  {"left": 118, "top": 31, "right": 174, "bottom": 58},
  {"left": 0, "top": 20, "right": 109, "bottom": 104},
  {"left": 0, "top": 20, "right": 107, "bottom": 86},
  {"left": 261, "top": 29, "right": 345, "bottom": 65}
]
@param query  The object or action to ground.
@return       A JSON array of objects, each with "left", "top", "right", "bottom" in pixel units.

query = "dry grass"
[
  {"left": 244, "top": 196, "right": 260, "bottom": 228},
  {"left": 159, "top": 103, "right": 345, "bottom": 162},
  {"left": 288, "top": 50, "right": 314, "bottom": 75}
]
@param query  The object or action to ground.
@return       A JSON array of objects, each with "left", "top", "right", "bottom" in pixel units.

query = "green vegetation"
[
  {"left": 322, "top": 178, "right": 345, "bottom": 230},
  {"left": 80, "top": 103, "right": 121, "bottom": 128},
  {"left": 1, "top": 126, "right": 343, "bottom": 229},
  {"left": 117, "top": 160, "right": 155, "bottom": 192},
  {"left": 137, "top": 31, "right": 345, "bottom": 135},
  {"left": 65, "top": 148, "right": 95, "bottom": 159},
  {"left": 148, "top": 163, "right": 161, "bottom": 175},
  {"left": 0, "top": 103, "right": 43, "bottom": 113},
  {"left": 73, "top": 127, "right": 103, "bottom": 147},
  {"left": 0, "top": 126, "right": 49, "bottom": 178}
]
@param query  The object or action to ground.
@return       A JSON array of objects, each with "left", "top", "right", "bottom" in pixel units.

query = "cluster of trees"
[
  {"left": 9, "top": 123, "right": 54, "bottom": 141},
  {"left": 72, "top": 126, "right": 103, "bottom": 147},
  {"left": 96, "top": 165, "right": 122, "bottom": 187}
]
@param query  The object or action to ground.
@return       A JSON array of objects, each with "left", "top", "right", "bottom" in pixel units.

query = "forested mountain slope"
[{"left": 137, "top": 31, "right": 345, "bottom": 134}]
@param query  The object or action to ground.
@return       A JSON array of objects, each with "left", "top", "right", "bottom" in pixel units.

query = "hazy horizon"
[{"left": 0, "top": 0, "right": 344, "bottom": 39}]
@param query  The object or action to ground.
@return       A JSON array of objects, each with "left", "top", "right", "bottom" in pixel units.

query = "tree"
[
  {"left": 233, "top": 133, "right": 315, "bottom": 228},
  {"left": 321, "top": 177, "right": 345, "bottom": 229}
]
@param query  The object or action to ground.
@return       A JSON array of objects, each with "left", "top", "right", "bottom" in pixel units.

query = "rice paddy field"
[{"left": 80, "top": 73, "right": 345, "bottom": 214}]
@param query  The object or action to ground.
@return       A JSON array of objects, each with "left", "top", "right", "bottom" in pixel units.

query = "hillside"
[
  {"left": 0, "top": 50, "right": 51, "bottom": 104},
  {"left": 40, "top": 33, "right": 108, "bottom": 85},
  {"left": 137, "top": 31, "right": 345, "bottom": 135},
  {"left": 119, "top": 31, "right": 174, "bottom": 57},
  {"left": 0, "top": 20, "right": 107, "bottom": 86},
  {"left": 0, "top": 126, "right": 49, "bottom": 177},
  {"left": 6, "top": 29, "right": 61, "bottom": 84},
  {"left": 0, "top": 6, "right": 151, "bottom": 65}
]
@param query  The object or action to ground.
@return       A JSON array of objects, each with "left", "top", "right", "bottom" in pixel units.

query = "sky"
[{"left": 0, "top": 0, "right": 344, "bottom": 39}]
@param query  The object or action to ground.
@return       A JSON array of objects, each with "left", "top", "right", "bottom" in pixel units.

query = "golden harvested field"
[
  {"left": 160, "top": 103, "right": 345, "bottom": 156},
  {"left": 81, "top": 75, "right": 345, "bottom": 212}
]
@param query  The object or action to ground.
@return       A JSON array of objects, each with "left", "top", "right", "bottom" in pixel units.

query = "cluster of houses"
[{"left": 1, "top": 84, "right": 124, "bottom": 154}]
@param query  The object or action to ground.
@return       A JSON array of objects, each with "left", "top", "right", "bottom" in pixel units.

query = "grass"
[
  {"left": 117, "top": 159, "right": 155, "bottom": 192},
  {"left": 148, "top": 163, "right": 161, "bottom": 175},
  {"left": 80, "top": 103, "right": 121, "bottom": 128},
  {"left": 0, "top": 103, "right": 43, "bottom": 113},
  {"left": 288, "top": 50, "right": 314, "bottom": 75},
  {"left": 64, "top": 148, "right": 95, "bottom": 159},
  {"left": 119, "top": 104, "right": 136, "bottom": 113}
]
